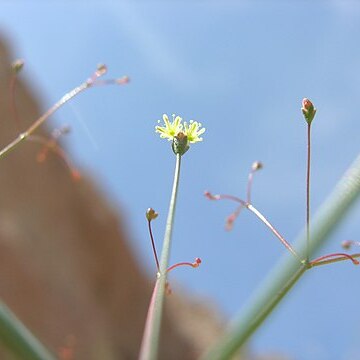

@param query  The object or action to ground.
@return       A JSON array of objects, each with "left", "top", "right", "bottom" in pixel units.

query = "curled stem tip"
[
  {"left": 167, "top": 257, "right": 202, "bottom": 273},
  {"left": 204, "top": 191, "right": 220, "bottom": 200},
  {"left": 310, "top": 253, "right": 360, "bottom": 267}
]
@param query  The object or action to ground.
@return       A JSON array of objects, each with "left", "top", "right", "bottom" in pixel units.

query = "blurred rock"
[{"left": 0, "top": 38, "right": 225, "bottom": 359}]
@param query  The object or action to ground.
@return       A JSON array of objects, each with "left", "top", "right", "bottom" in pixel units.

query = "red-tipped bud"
[
  {"left": 193, "top": 257, "right": 202, "bottom": 267},
  {"left": 146, "top": 208, "right": 158, "bottom": 221},
  {"left": 301, "top": 98, "right": 317, "bottom": 124},
  {"left": 11, "top": 59, "right": 24, "bottom": 74},
  {"left": 204, "top": 191, "right": 220, "bottom": 200}
]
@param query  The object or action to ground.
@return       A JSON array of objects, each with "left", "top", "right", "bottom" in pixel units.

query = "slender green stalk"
[
  {"left": 0, "top": 302, "right": 56, "bottom": 360},
  {"left": 202, "top": 153, "right": 360, "bottom": 360},
  {"left": 306, "top": 123, "right": 312, "bottom": 262},
  {"left": 139, "top": 153, "right": 182, "bottom": 360}
]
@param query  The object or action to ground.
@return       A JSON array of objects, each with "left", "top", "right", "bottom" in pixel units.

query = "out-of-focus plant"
[
  {"left": 0, "top": 60, "right": 128, "bottom": 360},
  {"left": 2, "top": 58, "right": 360, "bottom": 360}
]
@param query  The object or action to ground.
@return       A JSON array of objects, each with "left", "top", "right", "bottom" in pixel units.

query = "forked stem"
[
  {"left": 310, "top": 252, "right": 360, "bottom": 267},
  {"left": 205, "top": 192, "right": 302, "bottom": 262},
  {"left": 202, "top": 152, "right": 360, "bottom": 360},
  {"left": 0, "top": 67, "right": 127, "bottom": 159},
  {"left": 139, "top": 154, "right": 182, "bottom": 360}
]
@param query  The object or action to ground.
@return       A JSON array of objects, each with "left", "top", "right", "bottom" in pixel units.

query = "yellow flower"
[
  {"left": 155, "top": 114, "right": 205, "bottom": 144},
  {"left": 183, "top": 120, "right": 205, "bottom": 143},
  {"left": 155, "top": 114, "right": 183, "bottom": 141}
]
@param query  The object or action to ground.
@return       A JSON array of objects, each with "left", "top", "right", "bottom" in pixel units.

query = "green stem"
[
  {"left": 306, "top": 123, "right": 312, "bottom": 262},
  {"left": 202, "top": 153, "right": 360, "bottom": 360},
  {"left": 0, "top": 301, "right": 56, "bottom": 360},
  {"left": 139, "top": 153, "right": 182, "bottom": 360}
]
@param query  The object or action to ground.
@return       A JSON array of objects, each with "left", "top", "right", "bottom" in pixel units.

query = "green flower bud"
[
  {"left": 172, "top": 132, "right": 189, "bottom": 156},
  {"left": 301, "top": 98, "right": 317, "bottom": 124}
]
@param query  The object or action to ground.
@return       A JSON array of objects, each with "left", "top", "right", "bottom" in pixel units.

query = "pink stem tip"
[
  {"left": 167, "top": 258, "right": 202, "bottom": 273},
  {"left": 310, "top": 253, "right": 360, "bottom": 267}
]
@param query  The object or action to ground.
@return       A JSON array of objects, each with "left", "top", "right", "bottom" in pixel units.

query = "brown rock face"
[{"left": 0, "top": 39, "right": 224, "bottom": 359}]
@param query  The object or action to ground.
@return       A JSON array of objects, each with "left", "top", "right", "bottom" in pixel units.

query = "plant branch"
[
  {"left": 202, "top": 153, "right": 360, "bottom": 360},
  {"left": 0, "top": 81, "right": 91, "bottom": 159},
  {"left": 139, "top": 153, "right": 182, "bottom": 360}
]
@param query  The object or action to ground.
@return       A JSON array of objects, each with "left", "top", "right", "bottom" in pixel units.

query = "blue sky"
[{"left": 1, "top": 2, "right": 360, "bottom": 359}]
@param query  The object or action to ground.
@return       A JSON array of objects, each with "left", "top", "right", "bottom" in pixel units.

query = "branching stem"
[{"left": 139, "top": 154, "right": 182, "bottom": 360}]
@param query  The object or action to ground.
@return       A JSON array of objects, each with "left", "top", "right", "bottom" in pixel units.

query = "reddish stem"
[
  {"left": 28, "top": 135, "right": 81, "bottom": 181},
  {"left": 167, "top": 258, "right": 201, "bottom": 273},
  {"left": 148, "top": 220, "right": 160, "bottom": 272},
  {"left": 310, "top": 253, "right": 360, "bottom": 267},
  {"left": 139, "top": 281, "right": 159, "bottom": 360},
  {"left": 205, "top": 191, "right": 302, "bottom": 261}
]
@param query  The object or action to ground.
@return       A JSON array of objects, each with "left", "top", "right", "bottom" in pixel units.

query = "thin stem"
[
  {"left": 310, "top": 253, "right": 360, "bottom": 267},
  {"left": 139, "top": 282, "right": 159, "bottom": 360},
  {"left": 207, "top": 193, "right": 301, "bottom": 261},
  {"left": 202, "top": 264, "right": 308, "bottom": 360},
  {"left": 247, "top": 204, "right": 302, "bottom": 262},
  {"left": 167, "top": 258, "right": 201, "bottom": 273},
  {"left": 0, "top": 69, "right": 127, "bottom": 160},
  {"left": 0, "top": 81, "right": 91, "bottom": 159},
  {"left": 148, "top": 220, "right": 160, "bottom": 272},
  {"left": 9, "top": 74, "right": 21, "bottom": 132},
  {"left": 28, "top": 135, "right": 80, "bottom": 180},
  {"left": 139, "top": 153, "right": 182, "bottom": 360},
  {"left": 247, "top": 170, "right": 255, "bottom": 203},
  {"left": 306, "top": 123, "right": 312, "bottom": 262},
  {"left": 202, "top": 153, "right": 360, "bottom": 360}
]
